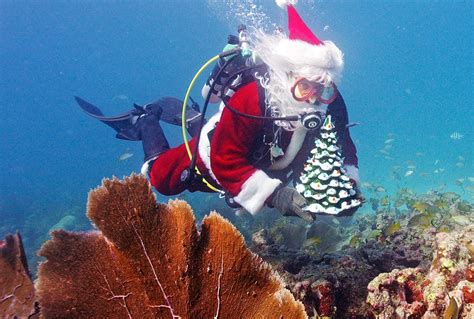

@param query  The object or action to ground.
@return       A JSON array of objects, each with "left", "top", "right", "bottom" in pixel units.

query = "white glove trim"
[{"left": 234, "top": 170, "right": 282, "bottom": 215}]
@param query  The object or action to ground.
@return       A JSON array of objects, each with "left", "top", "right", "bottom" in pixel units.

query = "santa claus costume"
[{"left": 147, "top": 0, "right": 359, "bottom": 215}]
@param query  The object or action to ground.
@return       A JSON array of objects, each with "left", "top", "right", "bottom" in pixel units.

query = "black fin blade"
[
  {"left": 74, "top": 96, "right": 137, "bottom": 134},
  {"left": 147, "top": 97, "right": 202, "bottom": 127},
  {"left": 75, "top": 96, "right": 105, "bottom": 117}
]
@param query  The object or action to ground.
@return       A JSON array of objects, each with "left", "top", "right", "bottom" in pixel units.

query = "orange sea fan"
[
  {"left": 36, "top": 174, "right": 306, "bottom": 318},
  {"left": 0, "top": 233, "right": 36, "bottom": 318}
]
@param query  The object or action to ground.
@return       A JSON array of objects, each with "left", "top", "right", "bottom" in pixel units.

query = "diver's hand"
[
  {"left": 270, "top": 187, "right": 315, "bottom": 223},
  {"left": 350, "top": 179, "right": 365, "bottom": 203},
  {"left": 357, "top": 192, "right": 366, "bottom": 204}
]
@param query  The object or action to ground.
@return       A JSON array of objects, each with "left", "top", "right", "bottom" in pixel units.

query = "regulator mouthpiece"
[{"left": 301, "top": 112, "right": 325, "bottom": 130}]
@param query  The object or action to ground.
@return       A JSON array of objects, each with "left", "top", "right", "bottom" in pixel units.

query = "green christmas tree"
[{"left": 295, "top": 115, "right": 362, "bottom": 215}]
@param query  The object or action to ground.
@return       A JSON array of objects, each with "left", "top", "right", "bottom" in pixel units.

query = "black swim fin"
[
  {"left": 75, "top": 96, "right": 147, "bottom": 140},
  {"left": 143, "top": 97, "right": 202, "bottom": 127},
  {"left": 75, "top": 96, "right": 170, "bottom": 161},
  {"left": 75, "top": 96, "right": 204, "bottom": 139},
  {"left": 139, "top": 97, "right": 205, "bottom": 136}
]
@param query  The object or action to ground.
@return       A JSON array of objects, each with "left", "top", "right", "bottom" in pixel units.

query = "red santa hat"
[{"left": 270, "top": 0, "right": 344, "bottom": 84}]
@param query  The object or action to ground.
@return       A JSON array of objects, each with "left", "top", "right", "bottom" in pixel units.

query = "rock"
[
  {"left": 251, "top": 228, "right": 273, "bottom": 253},
  {"left": 48, "top": 215, "right": 77, "bottom": 233},
  {"left": 367, "top": 225, "right": 474, "bottom": 318}
]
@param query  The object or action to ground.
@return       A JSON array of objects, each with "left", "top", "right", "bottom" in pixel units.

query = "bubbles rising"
[{"left": 207, "top": 0, "right": 277, "bottom": 32}]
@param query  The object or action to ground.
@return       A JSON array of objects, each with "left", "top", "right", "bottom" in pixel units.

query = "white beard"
[
  {"left": 256, "top": 68, "right": 327, "bottom": 131},
  {"left": 253, "top": 31, "right": 330, "bottom": 131}
]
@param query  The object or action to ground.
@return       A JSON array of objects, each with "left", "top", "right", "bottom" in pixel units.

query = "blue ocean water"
[{"left": 1, "top": 1, "right": 472, "bottom": 268}]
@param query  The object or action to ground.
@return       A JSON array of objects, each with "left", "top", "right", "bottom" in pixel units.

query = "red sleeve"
[{"left": 210, "top": 82, "right": 282, "bottom": 214}]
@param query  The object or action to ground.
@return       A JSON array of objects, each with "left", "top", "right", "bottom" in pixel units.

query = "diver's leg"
[
  {"left": 147, "top": 139, "right": 202, "bottom": 195},
  {"left": 105, "top": 101, "right": 170, "bottom": 163},
  {"left": 145, "top": 97, "right": 205, "bottom": 138},
  {"left": 136, "top": 105, "right": 170, "bottom": 162},
  {"left": 139, "top": 123, "right": 170, "bottom": 177},
  {"left": 186, "top": 114, "right": 205, "bottom": 137},
  {"left": 76, "top": 96, "right": 204, "bottom": 140}
]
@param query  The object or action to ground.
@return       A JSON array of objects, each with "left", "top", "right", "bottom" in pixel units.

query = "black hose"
[
  {"left": 186, "top": 52, "right": 240, "bottom": 186},
  {"left": 219, "top": 66, "right": 300, "bottom": 122}
]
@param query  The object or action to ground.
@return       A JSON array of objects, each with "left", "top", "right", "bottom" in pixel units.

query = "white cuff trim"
[
  {"left": 140, "top": 156, "right": 158, "bottom": 176},
  {"left": 233, "top": 170, "right": 282, "bottom": 215}
]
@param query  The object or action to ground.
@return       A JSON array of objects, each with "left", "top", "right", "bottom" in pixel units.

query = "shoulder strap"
[
  {"left": 254, "top": 79, "right": 277, "bottom": 147},
  {"left": 256, "top": 79, "right": 267, "bottom": 116}
]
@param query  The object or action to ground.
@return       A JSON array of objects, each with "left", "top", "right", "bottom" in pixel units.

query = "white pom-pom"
[{"left": 276, "top": 0, "right": 298, "bottom": 9}]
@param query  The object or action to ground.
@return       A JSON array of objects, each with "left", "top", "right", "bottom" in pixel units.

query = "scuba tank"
[
  {"left": 238, "top": 24, "right": 252, "bottom": 58},
  {"left": 202, "top": 25, "right": 257, "bottom": 103}
]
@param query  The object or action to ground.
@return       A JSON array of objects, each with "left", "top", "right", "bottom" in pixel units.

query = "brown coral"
[
  {"left": 0, "top": 232, "right": 36, "bottom": 318},
  {"left": 367, "top": 225, "right": 474, "bottom": 318},
  {"left": 292, "top": 279, "right": 336, "bottom": 317},
  {"left": 366, "top": 268, "right": 426, "bottom": 318},
  {"left": 36, "top": 174, "right": 306, "bottom": 318}
]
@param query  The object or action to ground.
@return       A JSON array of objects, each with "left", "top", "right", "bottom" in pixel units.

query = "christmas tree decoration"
[{"left": 295, "top": 115, "right": 361, "bottom": 215}]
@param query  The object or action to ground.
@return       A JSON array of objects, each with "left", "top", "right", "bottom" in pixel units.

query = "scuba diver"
[{"left": 76, "top": 0, "right": 362, "bottom": 223}]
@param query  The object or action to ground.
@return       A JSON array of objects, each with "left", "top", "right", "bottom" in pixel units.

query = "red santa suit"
[
  {"left": 149, "top": 0, "right": 360, "bottom": 215},
  {"left": 149, "top": 80, "right": 358, "bottom": 215}
]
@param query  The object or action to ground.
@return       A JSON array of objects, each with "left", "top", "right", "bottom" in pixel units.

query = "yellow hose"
[{"left": 181, "top": 54, "right": 224, "bottom": 193}]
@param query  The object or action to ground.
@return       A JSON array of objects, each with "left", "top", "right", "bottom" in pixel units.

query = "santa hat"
[{"left": 270, "top": 0, "right": 344, "bottom": 84}]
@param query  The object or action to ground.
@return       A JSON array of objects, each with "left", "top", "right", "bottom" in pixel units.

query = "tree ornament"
[{"left": 295, "top": 115, "right": 361, "bottom": 215}]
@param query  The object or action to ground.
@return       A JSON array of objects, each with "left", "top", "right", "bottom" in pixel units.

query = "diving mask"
[{"left": 291, "top": 77, "right": 338, "bottom": 104}]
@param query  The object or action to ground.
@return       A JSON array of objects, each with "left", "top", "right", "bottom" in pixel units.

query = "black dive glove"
[
  {"left": 270, "top": 186, "right": 315, "bottom": 223},
  {"left": 349, "top": 179, "right": 366, "bottom": 204}
]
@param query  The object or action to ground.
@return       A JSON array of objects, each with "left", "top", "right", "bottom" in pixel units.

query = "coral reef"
[
  {"left": 2, "top": 173, "right": 473, "bottom": 318},
  {"left": 249, "top": 189, "right": 473, "bottom": 318},
  {"left": 367, "top": 225, "right": 474, "bottom": 318},
  {"left": 279, "top": 251, "right": 378, "bottom": 318},
  {"left": 293, "top": 279, "right": 337, "bottom": 318},
  {"left": 36, "top": 174, "right": 306, "bottom": 318},
  {"left": 358, "top": 227, "right": 436, "bottom": 272},
  {"left": 0, "top": 233, "right": 37, "bottom": 318},
  {"left": 366, "top": 268, "right": 426, "bottom": 318}
]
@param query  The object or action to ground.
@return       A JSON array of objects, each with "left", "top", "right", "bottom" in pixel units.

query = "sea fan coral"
[
  {"left": 0, "top": 233, "right": 36, "bottom": 318},
  {"left": 35, "top": 174, "right": 306, "bottom": 318}
]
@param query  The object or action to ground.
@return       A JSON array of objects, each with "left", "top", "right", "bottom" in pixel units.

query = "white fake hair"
[
  {"left": 253, "top": 31, "right": 344, "bottom": 85},
  {"left": 253, "top": 30, "right": 336, "bottom": 130}
]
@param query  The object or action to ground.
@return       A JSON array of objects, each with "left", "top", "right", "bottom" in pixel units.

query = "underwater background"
[{"left": 1, "top": 0, "right": 472, "bottom": 274}]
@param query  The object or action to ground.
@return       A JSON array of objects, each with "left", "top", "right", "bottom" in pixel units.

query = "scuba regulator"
[
  {"left": 238, "top": 24, "right": 252, "bottom": 58},
  {"left": 217, "top": 63, "right": 327, "bottom": 131},
  {"left": 213, "top": 25, "right": 328, "bottom": 131}
]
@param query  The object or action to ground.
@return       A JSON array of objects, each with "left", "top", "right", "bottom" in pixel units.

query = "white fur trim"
[
  {"left": 140, "top": 156, "right": 158, "bottom": 176},
  {"left": 234, "top": 170, "right": 282, "bottom": 215},
  {"left": 269, "top": 126, "right": 307, "bottom": 170},
  {"left": 198, "top": 111, "right": 222, "bottom": 183},
  {"left": 344, "top": 164, "right": 360, "bottom": 186},
  {"left": 272, "top": 38, "right": 344, "bottom": 85},
  {"left": 276, "top": 0, "right": 298, "bottom": 9},
  {"left": 140, "top": 161, "right": 150, "bottom": 176}
]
